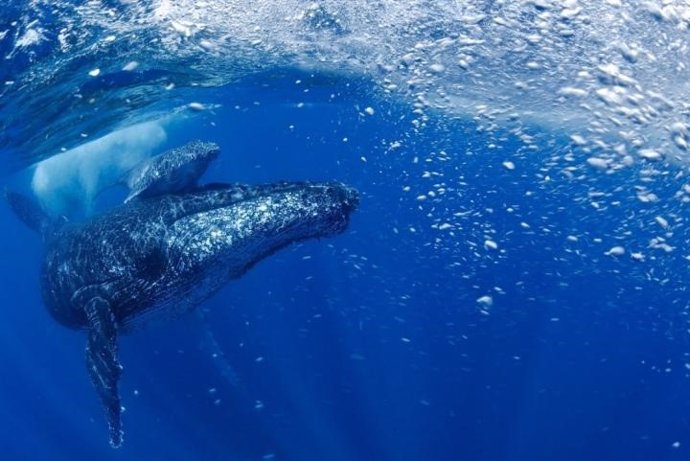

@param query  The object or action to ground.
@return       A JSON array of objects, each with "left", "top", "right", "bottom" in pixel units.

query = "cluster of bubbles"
[
  {"left": 3, "top": 0, "right": 690, "bottom": 340},
  {"left": 1, "top": 1, "right": 690, "bottom": 163}
]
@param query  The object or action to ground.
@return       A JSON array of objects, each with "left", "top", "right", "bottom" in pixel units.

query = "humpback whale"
[
  {"left": 124, "top": 140, "right": 220, "bottom": 203},
  {"left": 7, "top": 142, "right": 359, "bottom": 448}
]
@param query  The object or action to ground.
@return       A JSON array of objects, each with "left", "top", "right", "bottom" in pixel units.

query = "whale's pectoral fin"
[{"left": 84, "top": 296, "right": 124, "bottom": 448}]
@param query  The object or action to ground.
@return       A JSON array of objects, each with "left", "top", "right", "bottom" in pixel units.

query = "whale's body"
[
  {"left": 8, "top": 143, "right": 358, "bottom": 448},
  {"left": 124, "top": 140, "right": 220, "bottom": 203},
  {"left": 43, "top": 182, "right": 358, "bottom": 332}
]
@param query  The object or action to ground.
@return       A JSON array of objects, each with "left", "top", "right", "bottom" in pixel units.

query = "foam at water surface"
[{"left": 2, "top": 1, "right": 690, "bottom": 169}]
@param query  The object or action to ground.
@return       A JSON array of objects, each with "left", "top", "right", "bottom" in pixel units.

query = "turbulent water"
[
  {"left": 4, "top": 1, "right": 690, "bottom": 460},
  {"left": 4, "top": 1, "right": 690, "bottom": 168}
]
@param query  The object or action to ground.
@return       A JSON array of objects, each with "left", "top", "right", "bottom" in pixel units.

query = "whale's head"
[{"left": 164, "top": 181, "right": 359, "bottom": 279}]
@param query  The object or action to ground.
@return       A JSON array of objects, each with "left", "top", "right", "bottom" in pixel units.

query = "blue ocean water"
[{"left": 3, "top": 2, "right": 690, "bottom": 461}]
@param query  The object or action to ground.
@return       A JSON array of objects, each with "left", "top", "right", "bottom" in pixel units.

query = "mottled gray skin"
[
  {"left": 36, "top": 181, "right": 358, "bottom": 448},
  {"left": 125, "top": 140, "right": 220, "bottom": 203},
  {"left": 44, "top": 182, "right": 358, "bottom": 329}
]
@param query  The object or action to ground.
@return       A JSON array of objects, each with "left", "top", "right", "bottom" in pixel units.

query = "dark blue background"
[{"left": 1, "top": 70, "right": 690, "bottom": 461}]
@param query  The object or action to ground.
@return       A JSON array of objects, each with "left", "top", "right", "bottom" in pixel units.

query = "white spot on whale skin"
[{"left": 16, "top": 28, "right": 44, "bottom": 48}]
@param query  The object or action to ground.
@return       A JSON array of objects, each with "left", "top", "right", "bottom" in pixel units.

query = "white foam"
[{"left": 31, "top": 121, "right": 167, "bottom": 217}]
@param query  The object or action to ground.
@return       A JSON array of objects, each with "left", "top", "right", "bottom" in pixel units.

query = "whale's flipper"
[
  {"left": 83, "top": 296, "right": 124, "bottom": 448},
  {"left": 125, "top": 140, "right": 220, "bottom": 203}
]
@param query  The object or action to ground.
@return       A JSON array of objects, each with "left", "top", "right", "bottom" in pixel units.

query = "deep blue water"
[
  {"left": 3, "top": 3, "right": 690, "bottom": 461},
  {"left": 0, "top": 74, "right": 689, "bottom": 461}
]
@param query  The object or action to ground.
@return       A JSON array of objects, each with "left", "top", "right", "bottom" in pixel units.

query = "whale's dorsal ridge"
[{"left": 124, "top": 140, "right": 220, "bottom": 203}]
